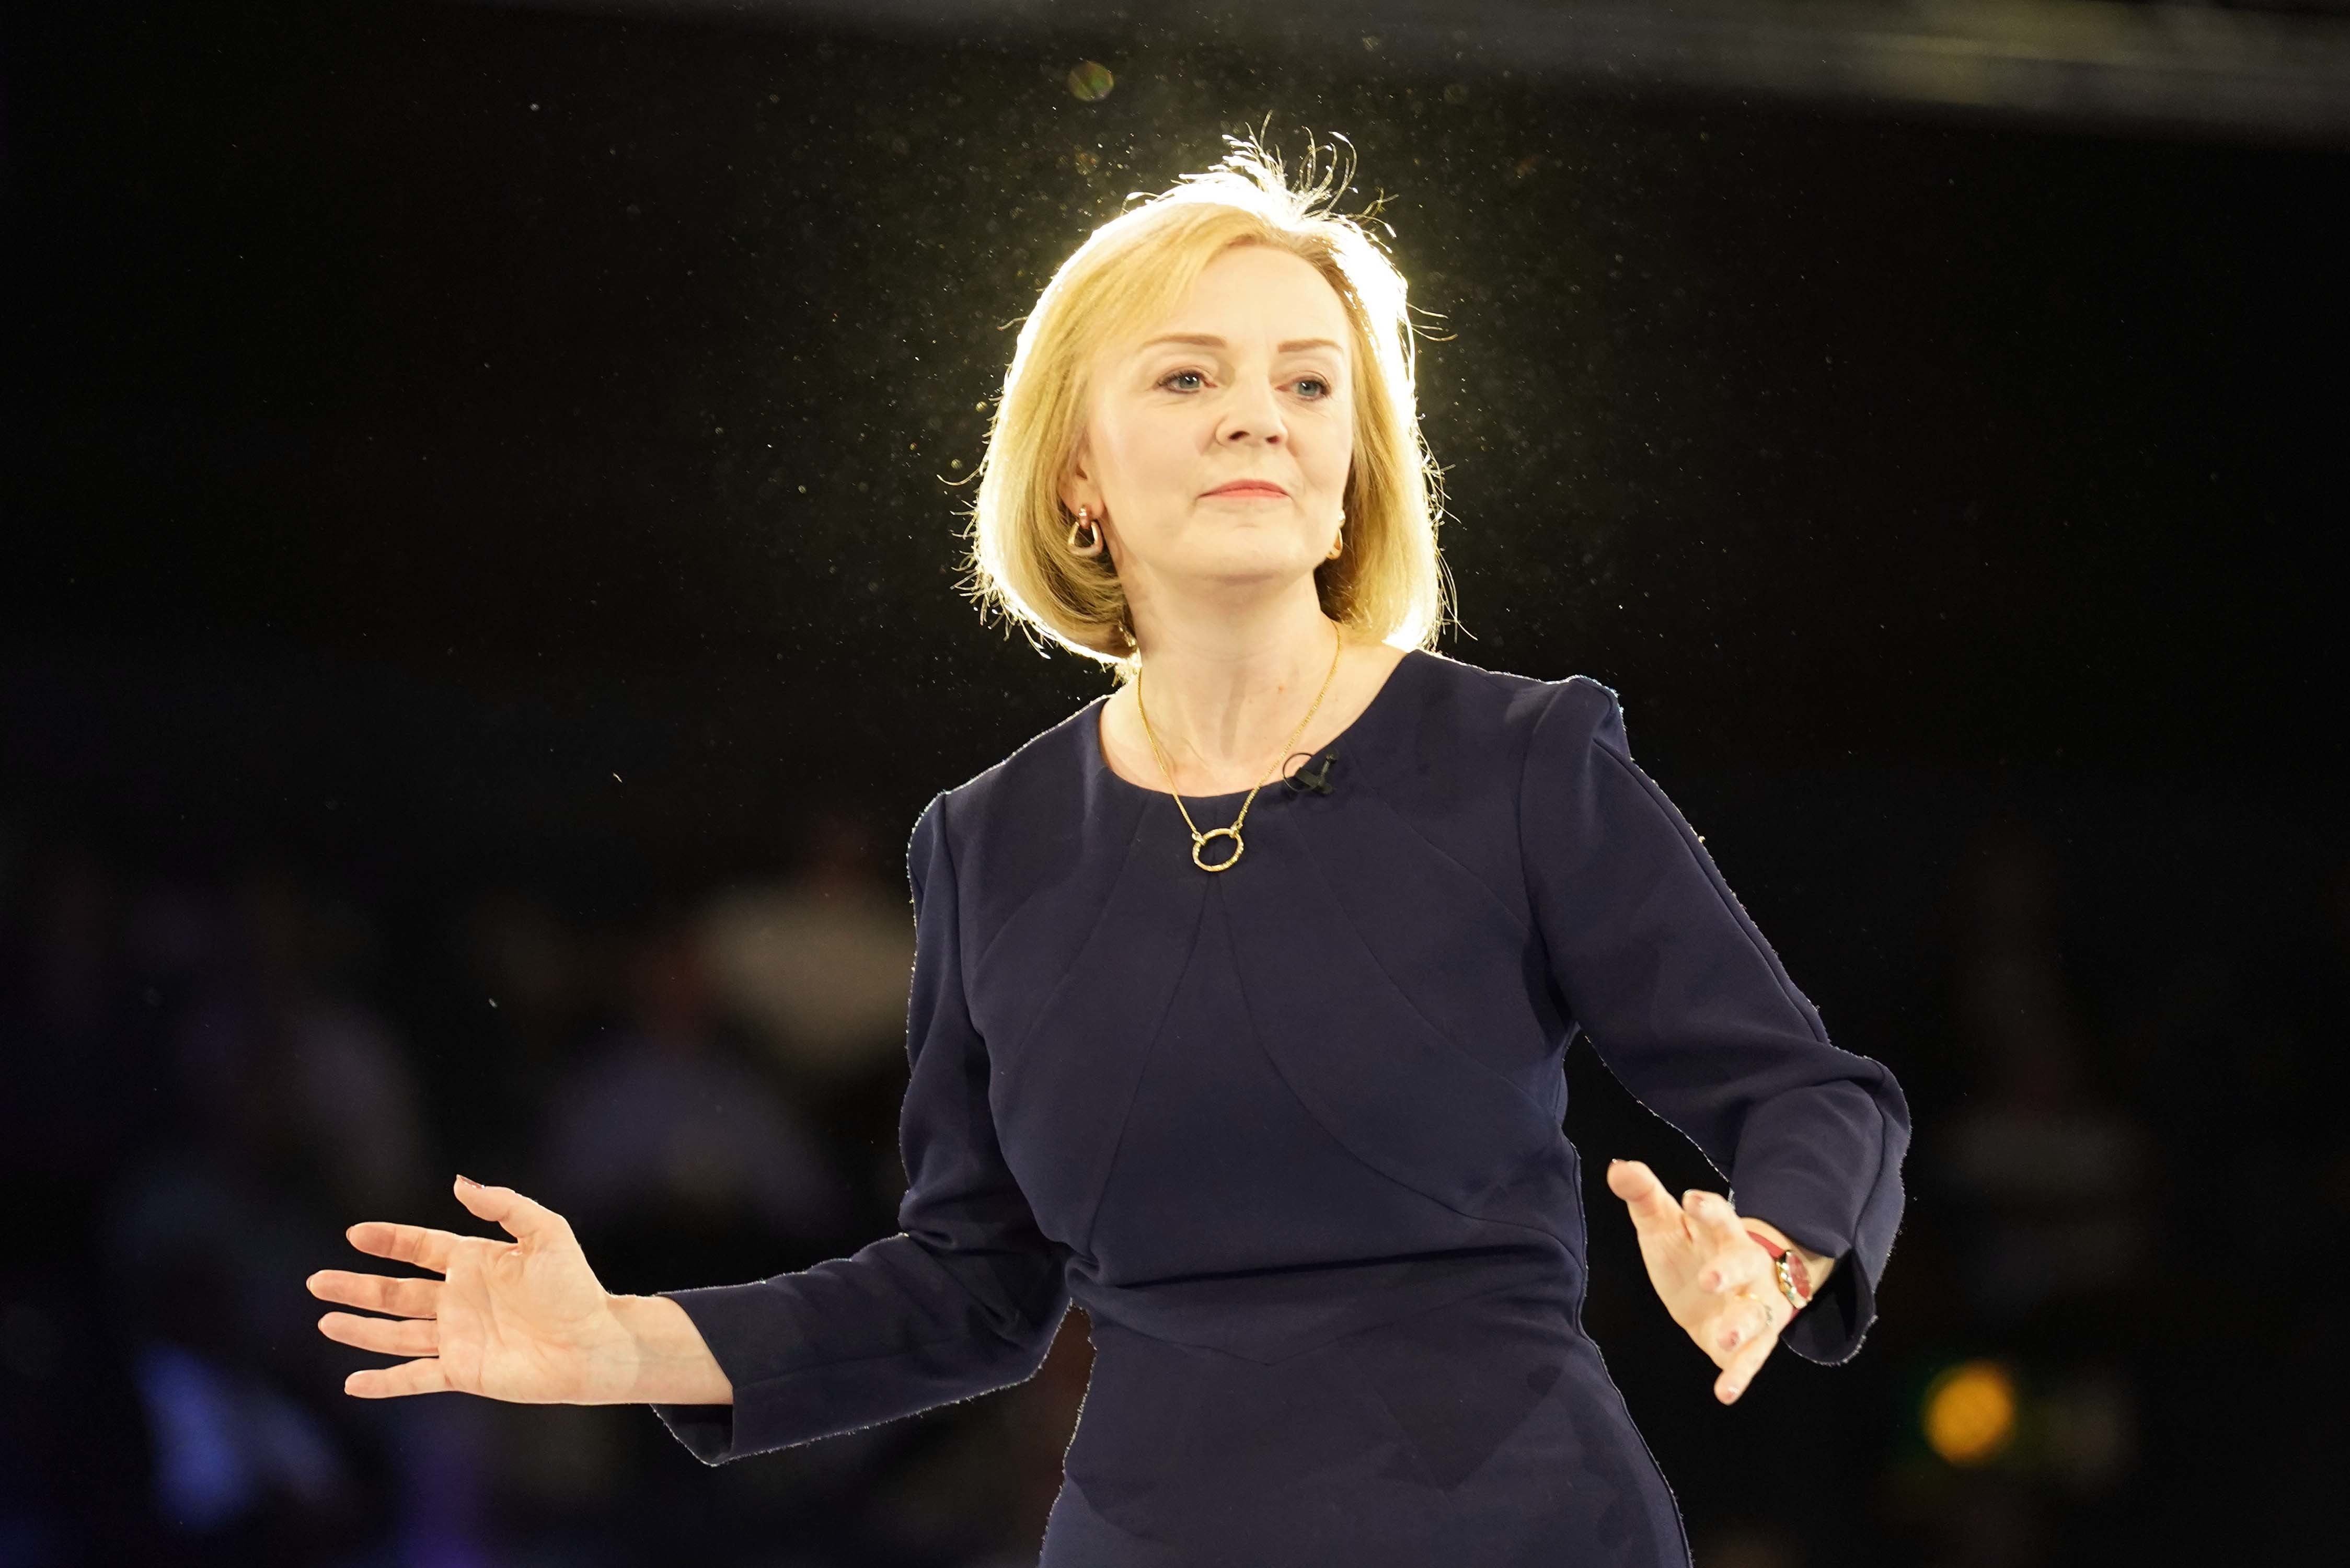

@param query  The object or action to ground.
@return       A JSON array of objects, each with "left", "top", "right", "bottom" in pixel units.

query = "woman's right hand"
[{"left": 307, "top": 1176, "right": 642, "bottom": 1403}]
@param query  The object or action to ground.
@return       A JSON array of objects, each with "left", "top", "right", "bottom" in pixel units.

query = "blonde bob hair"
[{"left": 961, "top": 132, "right": 1453, "bottom": 677}]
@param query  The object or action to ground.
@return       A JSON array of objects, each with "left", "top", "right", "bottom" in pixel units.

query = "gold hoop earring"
[
  {"left": 1325, "top": 525, "right": 1344, "bottom": 561},
  {"left": 1067, "top": 505, "right": 1104, "bottom": 557}
]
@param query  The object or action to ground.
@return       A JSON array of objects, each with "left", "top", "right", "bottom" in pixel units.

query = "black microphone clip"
[{"left": 1283, "top": 746, "right": 1338, "bottom": 795}]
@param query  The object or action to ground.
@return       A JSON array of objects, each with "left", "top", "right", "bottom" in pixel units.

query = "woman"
[{"left": 307, "top": 136, "right": 1910, "bottom": 1565}]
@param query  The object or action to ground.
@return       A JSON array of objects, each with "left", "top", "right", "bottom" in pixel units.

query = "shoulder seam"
[
  {"left": 1512, "top": 681, "right": 1571, "bottom": 962},
  {"left": 915, "top": 788, "right": 975, "bottom": 1009}
]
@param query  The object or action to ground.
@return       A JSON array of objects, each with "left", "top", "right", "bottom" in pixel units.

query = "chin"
[{"left": 1188, "top": 552, "right": 1324, "bottom": 591}]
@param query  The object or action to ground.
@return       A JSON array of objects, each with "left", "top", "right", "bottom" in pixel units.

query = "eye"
[
  {"left": 1293, "top": 376, "right": 1332, "bottom": 399},
  {"left": 1158, "top": 368, "right": 1208, "bottom": 393}
]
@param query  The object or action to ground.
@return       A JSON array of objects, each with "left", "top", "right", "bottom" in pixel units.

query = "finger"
[
  {"left": 1715, "top": 1303, "right": 1784, "bottom": 1404},
  {"left": 319, "top": 1310, "right": 439, "bottom": 1358},
  {"left": 1683, "top": 1188, "right": 1747, "bottom": 1248},
  {"left": 1696, "top": 1233, "right": 1768, "bottom": 1296},
  {"left": 1708, "top": 1289, "right": 1780, "bottom": 1357},
  {"left": 1607, "top": 1161, "right": 1690, "bottom": 1240},
  {"left": 306, "top": 1270, "right": 441, "bottom": 1319},
  {"left": 1681, "top": 1192, "right": 1757, "bottom": 1290},
  {"left": 343, "top": 1358, "right": 452, "bottom": 1399},
  {"left": 344, "top": 1221, "right": 462, "bottom": 1275},
  {"left": 453, "top": 1177, "right": 572, "bottom": 1246}
]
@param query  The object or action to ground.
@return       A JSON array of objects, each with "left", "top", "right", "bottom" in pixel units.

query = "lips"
[{"left": 1203, "top": 481, "right": 1288, "bottom": 498}]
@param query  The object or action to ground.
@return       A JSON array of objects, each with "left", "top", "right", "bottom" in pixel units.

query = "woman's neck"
[{"left": 1123, "top": 586, "right": 1349, "bottom": 778}]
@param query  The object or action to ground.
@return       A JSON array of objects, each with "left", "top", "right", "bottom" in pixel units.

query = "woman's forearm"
[{"left": 609, "top": 1294, "right": 734, "bottom": 1405}]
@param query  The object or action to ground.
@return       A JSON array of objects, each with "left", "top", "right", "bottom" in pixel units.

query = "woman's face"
[{"left": 1065, "top": 243, "right": 1355, "bottom": 613}]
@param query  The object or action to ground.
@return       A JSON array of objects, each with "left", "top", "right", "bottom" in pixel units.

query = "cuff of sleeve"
[
  {"left": 1731, "top": 1184, "right": 1879, "bottom": 1366},
  {"left": 1780, "top": 1241, "right": 1875, "bottom": 1365},
  {"left": 650, "top": 1399, "right": 741, "bottom": 1466},
  {"left": 643, "top": 1281, "right": 800, "bottom": 1466}
]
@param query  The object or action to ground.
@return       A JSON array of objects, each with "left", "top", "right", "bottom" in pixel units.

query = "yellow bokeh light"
[{"left": 1922, "top": 1359, "right": 2018, "bottom": 1466}]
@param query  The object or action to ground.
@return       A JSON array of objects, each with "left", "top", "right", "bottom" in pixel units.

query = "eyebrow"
[{"left": 1137, "top": 333, "right": 1346, "bottom": 356}]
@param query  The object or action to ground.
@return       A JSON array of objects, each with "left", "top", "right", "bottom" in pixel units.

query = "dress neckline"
[{"left": 1085, "top": 647, "right": 1431, "bottom": 809}]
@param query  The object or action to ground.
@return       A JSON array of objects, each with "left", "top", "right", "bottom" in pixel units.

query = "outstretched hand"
[
  {"left": 306, "top": 1176, "right": 636, "bottom": 1402},
  {"left": 1606, "top": 1158, "right": 1795, "bottom": 1405}
]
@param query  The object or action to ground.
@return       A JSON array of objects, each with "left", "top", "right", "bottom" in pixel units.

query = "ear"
[{"left": 1058, "top": 437, "right": 1101, "bottom": 521}]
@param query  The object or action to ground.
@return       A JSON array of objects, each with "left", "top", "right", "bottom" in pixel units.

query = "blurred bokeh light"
[{"left": 1923, "top": 1358, "right": 2020, "bottom": 1467}]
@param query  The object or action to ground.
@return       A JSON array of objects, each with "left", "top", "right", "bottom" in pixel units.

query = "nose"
[{"left": 1217, "top": 376, "right": 1285, "bottom": 446}]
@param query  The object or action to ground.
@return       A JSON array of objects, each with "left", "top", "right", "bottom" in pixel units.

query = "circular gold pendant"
[{"left": 1191, "top": 827, "right": 1243, "bottom": 872}]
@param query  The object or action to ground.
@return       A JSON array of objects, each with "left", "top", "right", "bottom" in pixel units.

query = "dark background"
[{"left": 4, "top": 2, "right": 2344, "bottom": 1565}]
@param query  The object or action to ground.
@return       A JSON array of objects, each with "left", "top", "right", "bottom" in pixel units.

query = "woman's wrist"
[
  {"left": 1741, "top": 1218, "right": 1836, "bottom": 1305},
  {"left": 608, "top": 1294, "right": 735, "bottom": 1406}
]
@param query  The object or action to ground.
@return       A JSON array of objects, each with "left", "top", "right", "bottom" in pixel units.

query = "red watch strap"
[{"left": 1747, "top": 1228, "right": 1813, "bottom": 1302}]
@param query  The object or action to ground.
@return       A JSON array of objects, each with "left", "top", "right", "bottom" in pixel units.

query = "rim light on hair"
[{"left": 960, "top": 129, "right": 1455, "bottom": 676}]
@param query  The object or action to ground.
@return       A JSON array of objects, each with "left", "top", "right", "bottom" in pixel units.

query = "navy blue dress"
[{"left": 651, "top": 649, "right": 1911, "bottom": 1566}]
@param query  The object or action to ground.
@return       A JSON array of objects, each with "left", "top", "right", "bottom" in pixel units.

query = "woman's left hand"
[{"left": 1605, "top": 1158, "right": 1799, "bottom": 1405}]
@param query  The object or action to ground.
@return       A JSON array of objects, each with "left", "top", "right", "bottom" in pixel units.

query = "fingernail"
[
  {"left": 1608, "top": 1159, "right": 1622, "bottom": 1168},
  {"left": 456, "top": 1174, "right": 480, "bottom": 1189}
]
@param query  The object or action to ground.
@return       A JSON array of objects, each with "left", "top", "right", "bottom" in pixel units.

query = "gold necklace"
[{"left": 1135, "top": 621, "right": 1344, "bottom": 872}]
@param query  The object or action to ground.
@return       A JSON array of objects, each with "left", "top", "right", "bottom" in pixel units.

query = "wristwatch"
[{"left": 1747, "top": 1229, "right": 1813, "bottom": 1312}]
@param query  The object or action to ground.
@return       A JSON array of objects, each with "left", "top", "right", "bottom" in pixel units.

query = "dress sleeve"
[
  {"left": 649, "top": 790, "right": 1072, "bottom": 1462},
  {"left": 1518, "top": 677, "right": 1911, "bottom": 1365}
]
